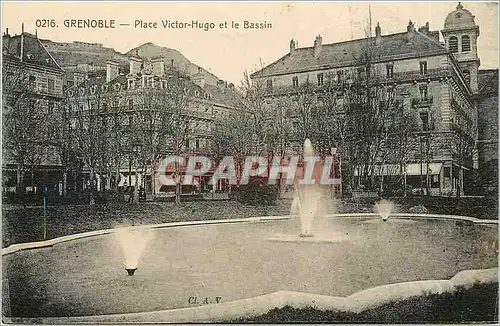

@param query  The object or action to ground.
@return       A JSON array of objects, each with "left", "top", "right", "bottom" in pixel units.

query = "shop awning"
[
  {"left": 406, "top": 163, "right": 442, "bottom": 176},
  {"left": 354, "top": 163, "right": 443, "bottom": 176}
]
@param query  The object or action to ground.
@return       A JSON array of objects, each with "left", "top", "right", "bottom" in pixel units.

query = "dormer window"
[
  {"left": 317, "top": 73, "right": 324, "bottom": 86},
  {"left": 336, "top": 70, "right": 344, "bottom": 81},
  {"left": 386, "top": 64, "right": 394, "bottom": 78},
  {"left": 357, "top": 67, "right": 365, "bottom": 78},
  {"left": 419, "top": 61, "right": 427, "bottom": 75}
]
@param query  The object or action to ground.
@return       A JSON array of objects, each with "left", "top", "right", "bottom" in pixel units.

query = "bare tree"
[
  {"left": 69, "top": 86, "right": 110, "bottom": 205},
  {"left": 164, "top": 72, "right": 194, "bottom": 204},
  {"left": 2, "top": 65, "right": 53, "bottom": 201}
]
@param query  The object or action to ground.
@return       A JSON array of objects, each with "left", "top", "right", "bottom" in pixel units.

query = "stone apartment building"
[
  {"left": 66, "top": 54, "right": 243, "bottom": 196},
  {"left": 251, "top": 3, "right": 496, "bottom": 196},
  {"left": 2, "top": 27, "right": 65, "bottom": 196},
  {"left": 476, "top": 69, "right": 498, "bottom": 193}
]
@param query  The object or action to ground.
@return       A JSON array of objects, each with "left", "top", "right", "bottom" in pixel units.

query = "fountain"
[
  {"left": 375, "top": 199, "right": 394, "bottom": 222},
  {"left": 295, "top": 139, "right": 322, "bottom": 237},
  {"left": 271, "top": 139, "right": 345, "bottom": 243},
  {"left": 115, "top": 226, "right": 153, "bottom": 276}
]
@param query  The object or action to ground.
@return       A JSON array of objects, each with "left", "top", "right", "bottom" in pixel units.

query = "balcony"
[{"left": 412, "top": 96, "right": 433, "bottom": 108}]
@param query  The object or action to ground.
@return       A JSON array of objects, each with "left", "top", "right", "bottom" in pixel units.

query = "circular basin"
[{"left": 2, "top": 216, "right": 497, "bottom": 317}]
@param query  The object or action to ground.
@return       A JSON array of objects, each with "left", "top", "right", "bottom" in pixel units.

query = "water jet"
[{"left": 375, "top": 199, "right": 395, "bottom": 221}]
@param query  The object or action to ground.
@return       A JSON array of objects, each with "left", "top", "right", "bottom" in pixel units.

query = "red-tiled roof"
[
  {"left": 2, "top": 32, "right": 63, "bottom": 72},
  {"left": 251, "top": 30, "right": 447, "bottom": 78}
]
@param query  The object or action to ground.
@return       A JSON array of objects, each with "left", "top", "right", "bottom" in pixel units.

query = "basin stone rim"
[
  {"left": 2, "top": 213, "right": 497, "bottom": 322},
  {"left": 2, "top": 213, "right": 497, "bottom": 256}
]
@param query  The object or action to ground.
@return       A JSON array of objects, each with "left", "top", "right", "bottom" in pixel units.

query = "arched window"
[
  {"left": 463, "top": 69, "right": 470, "bottom": 87},
  {"left": 449, "top": 36, "right": 458, "bottom": 53},
  {"left": 461, "top": 35, "right": 471, "bottom": 52}
]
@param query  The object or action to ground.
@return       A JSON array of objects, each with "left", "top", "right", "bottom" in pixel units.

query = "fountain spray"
[
  {"left": 115, "top": 227, "right": 153, "bottom": 276},
  {"left": 375, "top": 199, "right": 395, "bottom": 222}
]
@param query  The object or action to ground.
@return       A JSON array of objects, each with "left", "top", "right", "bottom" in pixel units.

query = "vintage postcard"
[{"left": 1, "top": 1, "right": 498, "bottom": 324}]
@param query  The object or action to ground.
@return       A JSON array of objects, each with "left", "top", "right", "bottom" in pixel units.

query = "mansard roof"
[
  {"left": 251, "top": 30, "right": 447, "bottom": 78},
  {"left": 2, "top": 32, "right": 63, "bottom": 72},
  {"left": 203, "top": 84, "right": 244, "bottom": 109}
]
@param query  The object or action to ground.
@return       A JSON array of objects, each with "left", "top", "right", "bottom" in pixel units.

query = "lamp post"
[{"left": 42, "top": 184, "right": 48, "bottom": 240}]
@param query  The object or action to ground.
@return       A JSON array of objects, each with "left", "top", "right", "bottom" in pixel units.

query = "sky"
[{"left": 2, "top": 1, "right": 498, "bottom": 85}]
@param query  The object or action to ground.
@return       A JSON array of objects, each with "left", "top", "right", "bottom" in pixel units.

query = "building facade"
[
  {"left": 476, "top": 69, "right": 498, "bottom": 193},
  {"left": 66, "top": 54, "right": 244, "bottom": 197},
  {"left": 251, "top": 3, "right": 490, "bottom": 196},
  {"left": 2, "top": 27, "right": 65, "bottom": 197}
]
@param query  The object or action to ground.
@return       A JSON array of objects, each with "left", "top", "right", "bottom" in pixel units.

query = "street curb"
[{"left": 327, "top": 213, "right": 498, "bottom": 224}]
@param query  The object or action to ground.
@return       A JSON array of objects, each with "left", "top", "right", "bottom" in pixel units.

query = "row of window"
[
  {"left": 28, "top": 75, "right": 57, "bottom": 94},
  {"left": 268, "top": 61, "right": 432, "bottom": 89},
  {"left": 449, "top": 35, "right": 471, "bottom": 53},
  {"left": 127, "top": 78, "right": 167, "bottom": 90}
]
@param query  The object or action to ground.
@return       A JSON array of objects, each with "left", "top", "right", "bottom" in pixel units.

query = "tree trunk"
[
  {"left": 115, "top": 162, "right": 121, "bottom": 193},
  {"left": 89, "top": 170, "right": 95, "bottom": 206},
  {"left": 175, "top": 180, "right": 181, "bottom": 204},
  {"left": 62, "top": 170, "right": 68, "bottom": 197},
  {"left": 16, "top": 164, "right": 25, "bottom": 202},
  {"left": 133, "top": 171, "right": 140, "bottom": 204}
]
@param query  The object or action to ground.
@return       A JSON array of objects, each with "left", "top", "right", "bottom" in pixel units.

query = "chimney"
[
  {"left": 217, "top": 79, "right": 225, "bottom": 88},
  {"left": 290, "top": 39, "right": 296, "bottom": 54},
  {"left": 375, "top": 22, "right": 381, "bottom": 45},
  {"left": 228, "top": 83, "right": 235, "bottom": 90},
  {"left": 313, "top": 35, "right": 322, "bottom": 58},
  {"left": 129, "top": 56, "right": 142, "bottom": 75},
  {"left": 151, "top": 57, "right": 164, "bottom": 75},
  {"left": 106, "top": 60, "right": 119, "bottom": 82},
  {"left": 407, "top": 20, "right": 415, "bottom": 42},
  {"left": 192, "top": 67, "right": 205, "bottom": 88},
  {"left": 3, "top": 30, "right": 10, "bottom": 53},
  {"left": 418, "top": 22, "right": 430, "bottom": 34}
]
